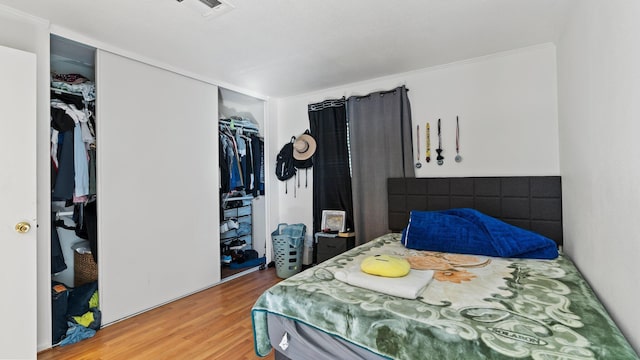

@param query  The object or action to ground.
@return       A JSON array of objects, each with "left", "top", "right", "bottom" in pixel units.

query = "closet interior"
[
  {"left": 218, "top": 88, "right": 267, "bottom": 279},
  {"left": 49, "top": 35, "right": 100, "bottom": 345}
]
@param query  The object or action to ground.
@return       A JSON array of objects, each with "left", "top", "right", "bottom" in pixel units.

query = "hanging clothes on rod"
[
  {"left": 50, "top": 95, "right": 96, "bottom": 201},
  {"left": 50, "top": 72, "right": 96, "bottom": 200},
  {"left": 219, "top": 118, "right": 264, "bottom": 197},
  {"left": 50, "top": 72, "right": 99, "bottom": 269}
]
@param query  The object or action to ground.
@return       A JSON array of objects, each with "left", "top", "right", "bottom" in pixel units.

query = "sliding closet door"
[{"left": 96, "top": 50, "right": 219, "bottom": 324}]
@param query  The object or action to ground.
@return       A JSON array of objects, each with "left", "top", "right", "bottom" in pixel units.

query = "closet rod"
[
  {"left": 56, "top": 211, "right": 74, "bottom": 217},
  {"left": 50, "top": 87, "right": 84, "bottom": 98},
  {"left": 218, "top": 119, "right": 260, "bottom": 134}
]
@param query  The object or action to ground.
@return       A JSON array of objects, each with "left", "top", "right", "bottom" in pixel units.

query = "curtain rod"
[
  {"left": 308, "top": 86, "right": 409, "bottom": 109},
  {"left": 308, "top": 97, "right": 346, "bottom": 112},
  {"left": 349, "top": 85, "right": 409, "bottom": 100}
]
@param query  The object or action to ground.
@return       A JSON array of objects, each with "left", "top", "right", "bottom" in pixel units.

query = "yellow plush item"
[{"left": 360, "top": 255, "right": 410, "bottom": 278}]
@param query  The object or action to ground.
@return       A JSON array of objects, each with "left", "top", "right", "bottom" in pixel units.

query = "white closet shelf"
[{"left": 224, "top": 196, "right": 253, "bottom": 201}]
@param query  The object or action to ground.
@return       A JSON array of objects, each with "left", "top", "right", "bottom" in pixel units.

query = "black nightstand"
[{"left": 315, "top": 232, "right": 356, "bottom": 264}]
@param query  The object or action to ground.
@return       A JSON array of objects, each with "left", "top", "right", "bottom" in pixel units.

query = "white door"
[{"left": 0, "top": 45, "right": 37, "bottom": 359}]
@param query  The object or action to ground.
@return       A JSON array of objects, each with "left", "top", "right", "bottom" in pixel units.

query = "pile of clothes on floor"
[{"left": 51, "top": 280, "right": 100, "bottom": 346}]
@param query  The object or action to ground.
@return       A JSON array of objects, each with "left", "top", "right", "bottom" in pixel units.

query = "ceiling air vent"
[
  {"left": 199, "top": 0, "right": 222, "bottom": 9},
  {"left": 177, "top": 0, "right": 234, "bottom": 19}
]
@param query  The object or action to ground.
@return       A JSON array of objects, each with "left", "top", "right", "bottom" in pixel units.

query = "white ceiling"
[{"left": 1, "top": 0, "right": 576, "bottom": 98}]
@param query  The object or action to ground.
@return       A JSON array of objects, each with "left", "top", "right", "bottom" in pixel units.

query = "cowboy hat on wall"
[
  {"left": 293, "top": 130, "right": 316, "bottom": 161},
  {"left": 293, "top": 130, "right": 316, "bottom": 190}
]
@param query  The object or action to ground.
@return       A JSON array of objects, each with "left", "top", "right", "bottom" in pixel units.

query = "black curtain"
[{"left": 308, "top": 98, "right": 354, "bottom": 235}]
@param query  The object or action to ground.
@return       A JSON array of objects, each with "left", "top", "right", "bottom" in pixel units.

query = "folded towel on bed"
[
  {"left": 401, "top": 208, "right": 558, "bottom": 259},
  {"left": 334, "top": 264, "right": 434, "bottom": 299}
]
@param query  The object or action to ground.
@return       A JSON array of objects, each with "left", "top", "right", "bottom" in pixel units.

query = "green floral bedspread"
[{"left": 252, "top": 233, "right": 638, "bottom": 359}]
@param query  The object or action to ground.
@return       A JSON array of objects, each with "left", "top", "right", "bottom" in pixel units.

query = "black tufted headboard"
[{"left": 387, "top": 176, "right": 563, "bottom": 247}]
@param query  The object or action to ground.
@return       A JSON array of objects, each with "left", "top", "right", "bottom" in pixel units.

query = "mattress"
[{"left": 252, "top": 233, "right": 638, "bottom": 359}]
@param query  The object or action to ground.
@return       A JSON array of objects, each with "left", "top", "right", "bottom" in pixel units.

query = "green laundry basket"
[{"left": 271, "top": 223, "right": 306, "bottom": 278}]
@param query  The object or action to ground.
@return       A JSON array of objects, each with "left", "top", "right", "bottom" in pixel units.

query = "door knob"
[{"left": 15, "top": 222, "right": 31, "bottom": 233}]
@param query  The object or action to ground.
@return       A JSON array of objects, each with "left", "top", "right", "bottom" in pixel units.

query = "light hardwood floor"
[{"left": 38, "top": 268, "right": 281, "bottom": 360}]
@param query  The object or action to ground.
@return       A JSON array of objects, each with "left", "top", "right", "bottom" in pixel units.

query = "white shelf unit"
[{"left": 220, "top": 197, "right": 253, "bottom": 264}]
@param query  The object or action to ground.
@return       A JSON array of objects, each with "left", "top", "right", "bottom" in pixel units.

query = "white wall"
[
  {"left": 274, "top": 44, "right": 560, "bottom": 243},
  {"left": 557, "top": 0, "right": 640, "bottom": 353},
  {"left": 265, "top": 100, "right": 280, "bottom": 257}
]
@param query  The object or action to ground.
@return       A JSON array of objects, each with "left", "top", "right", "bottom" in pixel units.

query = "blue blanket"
[{"left": 401, "top": 208, "right": 558, "bottom": 259}]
